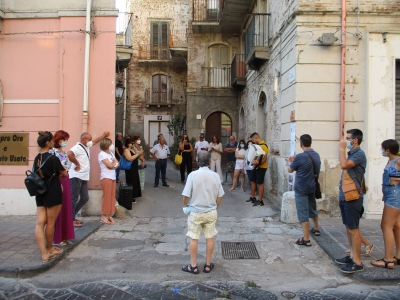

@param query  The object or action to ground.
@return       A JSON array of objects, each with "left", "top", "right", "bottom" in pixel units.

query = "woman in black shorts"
[{"left": 33, "top": 131, "right": 68, "bottom": 262}]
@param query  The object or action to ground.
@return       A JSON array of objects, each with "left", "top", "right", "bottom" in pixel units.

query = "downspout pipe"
[
  {"left": 340, "top": 0, "right": 346, "bottom": 137},
  {"left": 123, "top": 68, "right": 127, "bottom": 137},
  {"left": 82, "top": 0, "right": 93, "bottom": 132}
]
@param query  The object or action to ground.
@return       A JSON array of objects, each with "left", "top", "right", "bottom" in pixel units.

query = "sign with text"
[{"left": 0, "top": 133, "right": 29, "bottom": 165}]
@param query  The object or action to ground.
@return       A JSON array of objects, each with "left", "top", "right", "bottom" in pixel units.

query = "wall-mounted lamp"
[
  {"left": 317, "top": 33, "right": 338, "bottom": 46},
  {"left": 382, "top": 32, "right": 388, "bottom": 43},
  {"left": 115, "top": 81, "right": 125, "bottom": 104}
]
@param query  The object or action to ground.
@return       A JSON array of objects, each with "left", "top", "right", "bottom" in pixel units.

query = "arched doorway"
[
  {"left": 257, "top": 91, "right": 267, "bottom": 140},
  {"left": 206, "top": 112, "right": 232, "bottom": 164}
]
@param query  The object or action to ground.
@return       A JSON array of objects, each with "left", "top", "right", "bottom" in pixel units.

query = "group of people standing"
[
  {"left": 32, "top": 130, "right": 110, "bottom": 262},
  {"left": 178, "top": 133, "right": 269, "bottom": 208},
  {"left": 287, "top": 129, "right": 400, "bottom": 274}
]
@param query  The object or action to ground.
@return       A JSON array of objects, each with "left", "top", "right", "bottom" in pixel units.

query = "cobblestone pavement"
[
  {"left": 1, "top": 278, "right": 400, "bottom": 300},
  {"left": 1, "top": 161, "right": 400, "bottom": 299}
]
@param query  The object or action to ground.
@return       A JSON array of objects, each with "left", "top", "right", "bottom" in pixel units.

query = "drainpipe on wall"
[
  {"left": 123, "top": 68, "right": 127, "bottom": 137},
  {"left": 340, "top": 0, "right": 346, "bottom": 137},
  {"left": 82, "top": 0, "right": 93, "bottom": 132}
]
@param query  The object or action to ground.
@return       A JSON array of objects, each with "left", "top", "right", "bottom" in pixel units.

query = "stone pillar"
[{"left": 280, "top": 191, "right": 298, "bottom": 223}]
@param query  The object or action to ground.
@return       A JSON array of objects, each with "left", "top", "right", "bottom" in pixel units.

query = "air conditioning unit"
[{"left": 206, "top": 9, "right": 218, "bottom": 21}]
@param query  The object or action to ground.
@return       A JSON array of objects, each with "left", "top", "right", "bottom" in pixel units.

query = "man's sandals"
[
  {"left": 203, "top": 263, "right": 214, "bottom": 273},
  {"left": 311, "top": 228, "right": 321, "bottom": 236},
  {"left": 295, "top": 237, "right": 312, "bottom": 247},
  {"left": 371, "top": 258, "right": 395, "bottom": 269},
  {"left": 182, "top": 264, "right": 200, "bottom": 274}
]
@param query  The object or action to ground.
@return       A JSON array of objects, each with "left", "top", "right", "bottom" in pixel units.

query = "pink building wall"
[{"left": 0, "top": 15, "right": 116, "bottom": 211}]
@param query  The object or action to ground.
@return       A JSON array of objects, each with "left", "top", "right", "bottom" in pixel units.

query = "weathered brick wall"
[
  {"left": 298, "top": 0, "right": 400, "bottom": 12},
  {"left": 127, "top": 0, "right": 190, "bottom": 134}
]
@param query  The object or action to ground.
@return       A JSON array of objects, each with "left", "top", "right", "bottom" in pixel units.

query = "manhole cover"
[{"left": 221, "top": 242, "right": 260, "bottom": 259}]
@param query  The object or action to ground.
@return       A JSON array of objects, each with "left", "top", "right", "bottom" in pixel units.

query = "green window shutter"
[
  {"left": 151, "top": 22, "right": 159, "bottom": 45},
  {"left": 161, "top": 22, "right": 169, "bottom": 46}
]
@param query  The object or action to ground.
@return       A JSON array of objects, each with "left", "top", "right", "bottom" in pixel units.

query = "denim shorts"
[
  {"left": 382, "top": 185, "right": 400, "bottom": 210},
  {"left": 295, "top": 192, "right": 318, "bottom": 223},
  {"left": 339, "top": 198, "right": 363, "bottom": 229}
]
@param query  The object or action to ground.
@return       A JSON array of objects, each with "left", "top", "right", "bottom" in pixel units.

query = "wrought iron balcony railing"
[
  {"left": 138, "top": 44, "right": 171, "bottom": 60},
  {"left": 193, "top": 0, "right": 222, "bottom": 22},
  {"left": 231, "top": 54, "right": 246, "bottom": 83},
  {"left": 245, "top": 15, "right": 269, "bottom": 59},
  {"left": 145, "top": 88, "right": 173, "bottom": 105},
  {"left": 116, "top": 12, "right": 133, "bottom": 48},
  {"left": 203, "top": 67, "right": 231, "bottom": 88}
]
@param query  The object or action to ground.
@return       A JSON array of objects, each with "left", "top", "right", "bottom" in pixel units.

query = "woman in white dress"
[
  {"left": 208, "top": 135, "right": 224, "bottom": 184},
  {"left": 230, "top": 139, "right": 246, "bottom": 192}
]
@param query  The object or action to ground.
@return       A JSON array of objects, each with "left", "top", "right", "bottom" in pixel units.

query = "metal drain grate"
[{"left": 221, "top": 242, "right": 260, "bottom": 259}]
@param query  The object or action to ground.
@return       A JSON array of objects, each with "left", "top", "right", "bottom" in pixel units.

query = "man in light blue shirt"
[{"left": 181, "top": 151, "right": 224, "bottom": 274}]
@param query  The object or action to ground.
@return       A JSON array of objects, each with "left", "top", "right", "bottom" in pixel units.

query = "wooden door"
[{"left": 206, "top": 112, "right": 232, "bottom": 166}]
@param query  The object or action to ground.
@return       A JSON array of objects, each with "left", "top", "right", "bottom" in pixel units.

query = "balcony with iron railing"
[
  {"left": 192, "top": 0, "right": 254, "bottom": 34},
  {"left": 202, "top": 67, "right": 231, "bottom": 88},
  {"left": 116, "top": 12, "right": 133, "bottom": 70},
  {"left": 145, "top": 88, "right": 174, "bottom": 108},
  {"left": 169, "top": 29, "right": 188, "bottom": 68},
  {"left": 231, "top": 54, "right": 246, "bottom": 89},
  {"left": 192, "top": 0, "right": 222, "bottom": 33},
  {"left": 244, "top": 14, "right": 270, "bottom": 70},
  {"left": 138, "top": 44, "right": 172, "bottom": 62}
]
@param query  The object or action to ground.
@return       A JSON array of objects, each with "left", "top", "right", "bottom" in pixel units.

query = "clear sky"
[{"left": 116, "top": 0, "right": 126, "bottom": 12}]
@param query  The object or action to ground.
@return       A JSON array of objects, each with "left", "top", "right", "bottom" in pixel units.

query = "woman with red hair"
[{"left": 50, "top": 130, "right": 75, "bottom": 245}]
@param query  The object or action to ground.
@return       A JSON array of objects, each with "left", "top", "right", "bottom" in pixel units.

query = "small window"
[
  {"left": 150, "top": 22, "right": 170, "bottom": 59},
  {"left": 152, "top": 74, "right": 167, "bottom": 103}
]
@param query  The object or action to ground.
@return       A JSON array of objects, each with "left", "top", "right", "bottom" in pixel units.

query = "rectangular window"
[
  {"left": 150, "top": 22, "right": 170, "bottom": 59},
  {"left": 396, "top": 60, "right": 400, "bottom": 140}
]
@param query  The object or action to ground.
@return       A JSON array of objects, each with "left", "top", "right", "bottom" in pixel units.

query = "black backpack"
[{"left": 24, "top": 154, "right": 55, "bottom": 196}]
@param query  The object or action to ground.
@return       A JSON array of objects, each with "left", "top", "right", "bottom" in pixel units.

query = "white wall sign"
[{"left": 288, "top": 68, "right": 296, "bottom": 83}]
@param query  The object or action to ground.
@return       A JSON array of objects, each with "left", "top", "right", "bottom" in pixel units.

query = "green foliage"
[
  {"left": 166, "top": 109, "right": 186, "bottom": 164},
  {"left": 245, "top": 281, "right": 259, "bottom": 288}
]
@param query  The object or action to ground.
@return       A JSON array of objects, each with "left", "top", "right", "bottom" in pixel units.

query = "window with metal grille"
[{"left": 150, "top": 22, "right": 170, "bottom": 59}]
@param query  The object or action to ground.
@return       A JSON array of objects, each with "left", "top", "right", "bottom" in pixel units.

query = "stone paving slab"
[
  {"left": 1, "top": 278, "right": 400, "bottom": 300},
  {"left": 315, "top": 218, "right": 400, "bottom": 282},
  {"left": 0, "top": 217, "right": 102, "bottom": 279}
]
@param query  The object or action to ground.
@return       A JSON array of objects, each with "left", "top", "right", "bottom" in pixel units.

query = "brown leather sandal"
[{"left": 371, "top": 258, "right": 394, "bottom": 269}]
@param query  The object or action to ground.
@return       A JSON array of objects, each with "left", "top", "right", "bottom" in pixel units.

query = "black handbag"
[
  {"left": 24, "top": 154, "right": 55, "bottom": 196},
  {"left": 305, "top": 151, "right": 322, "bottom": 199}
]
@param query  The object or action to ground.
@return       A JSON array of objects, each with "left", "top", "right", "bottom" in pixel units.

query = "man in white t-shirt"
[
  {"left": 149, "top": 137, "right": 170, "bottom": 187},
  {"left": 181, "top": 151, "right": 224, "bottom": 274},
  {"left": 194, "top": 133, "right": 209, "bottom": 163},
  {"left": 67, "top": 131, "right": 109, "bottom": 227}
]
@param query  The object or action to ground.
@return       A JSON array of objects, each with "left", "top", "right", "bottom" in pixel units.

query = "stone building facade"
[{"left": 127, "top": 0, "right": 400, "bottom": 217}]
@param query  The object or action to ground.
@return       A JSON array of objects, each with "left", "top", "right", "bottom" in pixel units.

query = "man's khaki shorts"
[{"left": 186, "top": 210, "right": 218, "bottom": 240}]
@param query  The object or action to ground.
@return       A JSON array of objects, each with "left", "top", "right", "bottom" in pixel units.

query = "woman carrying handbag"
[
  {"left": 123, "top": 138, "right": 144, "bottom": 203},
  {"left": 179, "top": 134, "right": 193, "bottom": 184}
]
